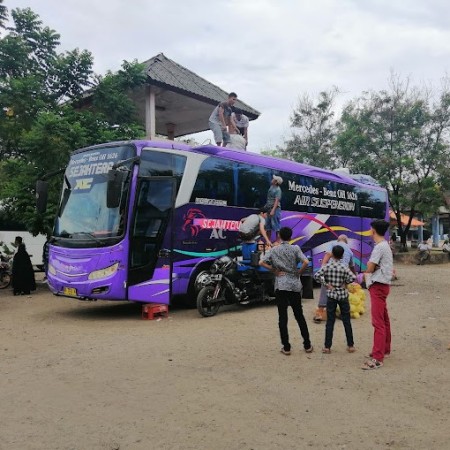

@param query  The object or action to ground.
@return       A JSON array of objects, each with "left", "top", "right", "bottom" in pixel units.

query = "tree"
[
  {"left": 0, "top": 0, "right": 7, "bottom": 31},
  {"left": 336, "top": 75, "right": 450, "bottom": 249},
  {"left": 0, "top": 7, "right": 94, "bottom": 159},
  {"left": 90, "top": 59, "right": 146, "bottom": 125},
  {"left": 280, "top": 88, "right": 340, "bottom": 168},
  {"left": 261, "top": 147, "right": 283, "bottom": 158},
  {"left": 0, "top": 5, "right": 145, "bottom": 236}
]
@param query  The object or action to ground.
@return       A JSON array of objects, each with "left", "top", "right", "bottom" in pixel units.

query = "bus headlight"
[
  {"left": 48, "top": 263, "right": 56, "bottom": 275},
  {"left": 88, "top": 263, "right": 119, "bottom": 280}
]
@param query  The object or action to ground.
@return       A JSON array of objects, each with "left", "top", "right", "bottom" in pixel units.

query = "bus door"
[{"left": 127, "top": 177, "right": 177, "bottom": 304}]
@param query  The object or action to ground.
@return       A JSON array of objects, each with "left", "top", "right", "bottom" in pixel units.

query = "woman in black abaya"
[{"left": 12, "top": 244, "right": 36, "bottom": 295}]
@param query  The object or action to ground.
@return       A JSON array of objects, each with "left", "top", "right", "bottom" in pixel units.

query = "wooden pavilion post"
[
  {"left": 145, "top": 85, "right": 156, "bottom": 139},
  {"left": 166, "top": 123, "right": 176, "bottom": 140}
]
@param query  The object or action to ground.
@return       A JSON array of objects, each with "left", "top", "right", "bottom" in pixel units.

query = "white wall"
[{"left": 0, "top": 231, "right": 47, "bottom": 267}]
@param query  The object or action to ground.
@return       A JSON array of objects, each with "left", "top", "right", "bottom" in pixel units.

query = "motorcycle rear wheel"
[
  {"left": 197, "top": 286, "right": 221, "bottom": 317},
  {"left": 0, "top": 272, "right": 11, "bottom": 289}
]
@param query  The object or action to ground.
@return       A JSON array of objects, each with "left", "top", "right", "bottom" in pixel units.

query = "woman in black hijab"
[{"left": 12, "top": 243, "right": 36, "bottom": 295}]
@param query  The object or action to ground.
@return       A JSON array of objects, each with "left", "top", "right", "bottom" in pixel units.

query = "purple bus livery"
[{"left": 37, "top": 140, "right": 388, "bottom": 306}]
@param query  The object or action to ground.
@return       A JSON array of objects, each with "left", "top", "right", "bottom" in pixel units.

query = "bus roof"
[
  {"left": 74, "top": 139, "right": 385, "bottom": 192},
  {"left": 71, "top": 139, "right": 193, "bottom": 155}
]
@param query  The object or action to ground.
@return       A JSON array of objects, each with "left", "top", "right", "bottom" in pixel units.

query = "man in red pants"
[{"left": 362, "top": 219, "right": 393, "bottom": 370}]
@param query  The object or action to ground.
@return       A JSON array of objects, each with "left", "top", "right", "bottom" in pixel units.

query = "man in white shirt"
[
  {"left": 416, "top": 240, "right": 431, "bottom": 265},
  {"left": 231, "top": 108, "right": 249, "bottom": 146},
  {"left": 362, "top": 219, "right": 393, "bottom": 370}
]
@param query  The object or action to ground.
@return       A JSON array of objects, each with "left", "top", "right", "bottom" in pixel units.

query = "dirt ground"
[{"left": 1, "top": 264, "right": 449, "bottom": 450}]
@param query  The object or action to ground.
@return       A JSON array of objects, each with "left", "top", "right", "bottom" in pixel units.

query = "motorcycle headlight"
[
  {"left": 88, "top": 263, "right": 119, "bottom": 280},
  {"left": 48, "top": 263, "right": 56, "bottom": 275}
]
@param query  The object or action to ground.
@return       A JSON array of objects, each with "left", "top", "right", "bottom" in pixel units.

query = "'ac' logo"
[
  {"left": 210, "top": 228, "right": 226, "bottom": 239},
  {"left": 74, "top": 178, "right": 93, "bottom": 190}
]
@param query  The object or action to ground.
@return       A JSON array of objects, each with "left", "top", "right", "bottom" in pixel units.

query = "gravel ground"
[{"left": 0, "top": 263, "right": 449, "bottom": 450}]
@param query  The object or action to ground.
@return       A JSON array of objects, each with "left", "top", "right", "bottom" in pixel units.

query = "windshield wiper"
[{"left": 72, "top": 232, "right": 104, "bottom": 245}]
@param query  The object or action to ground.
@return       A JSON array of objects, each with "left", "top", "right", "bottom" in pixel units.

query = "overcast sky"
[{"left": 6, "top": 0, "right": 450, "bottom": 151}]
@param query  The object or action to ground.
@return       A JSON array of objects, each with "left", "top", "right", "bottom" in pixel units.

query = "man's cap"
[
  {"left": 272, "top": 175, "right": 283, "bottom": 185},
  {"left": 233, "top": 107, "right": 242, "bottom": 114}
]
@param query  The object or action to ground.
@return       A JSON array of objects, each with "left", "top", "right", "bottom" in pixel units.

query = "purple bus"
[{"left": 37, "top": 140, "right": 388, "bottom": 306}]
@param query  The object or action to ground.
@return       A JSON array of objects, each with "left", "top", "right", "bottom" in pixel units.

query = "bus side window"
[
  {"left": 217, "top": 181, "right": 230, "bottom": 200},
  {"left": 237, "top": 164, "right": 271, "bottom": 208},
  {"left": 190, "top": 157, "right": 235, "bottom": 206}
]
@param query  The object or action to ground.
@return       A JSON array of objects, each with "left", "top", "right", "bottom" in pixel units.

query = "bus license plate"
[
  {"left": 210, "top": 274, "right": 222, "bottom": 281},
  {"left": 63, "top": 287, "right": 77, "bottom": 297}
]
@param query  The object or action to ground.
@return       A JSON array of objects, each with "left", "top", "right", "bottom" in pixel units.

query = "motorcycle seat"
[{"left": 237, "top": 261, "right": 271, "bottom": 273}]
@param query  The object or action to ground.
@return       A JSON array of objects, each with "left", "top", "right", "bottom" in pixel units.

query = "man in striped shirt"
[{"left": 314, "top": 245, "right": 356, "bottom": 354}]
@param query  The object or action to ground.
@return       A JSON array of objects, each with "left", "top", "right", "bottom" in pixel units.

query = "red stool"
[{"left": 142, "top": 303, "right": 169, "bottom": 320}]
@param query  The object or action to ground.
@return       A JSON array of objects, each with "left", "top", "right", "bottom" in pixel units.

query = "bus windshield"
[{"left": 54, "top": 145, "right": 135, "bottom": 242}]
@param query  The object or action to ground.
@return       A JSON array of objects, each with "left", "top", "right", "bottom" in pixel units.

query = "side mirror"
[
  {"left": 107, "top": 169, "right": 127, "bottom": 208},
  {"left": 36, "top": 180, "right": 49, "bottom": 214}
]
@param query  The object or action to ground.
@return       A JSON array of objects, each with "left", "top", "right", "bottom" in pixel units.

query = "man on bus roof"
[
  {"left": 226, "top": 109, "right": 247, "bottom": 151},
  {"left": 232, "top": 108, "right": 249, "bottom": 147},
  {"left": 208, "top": 92, "right": 238, "bottom": 147}
]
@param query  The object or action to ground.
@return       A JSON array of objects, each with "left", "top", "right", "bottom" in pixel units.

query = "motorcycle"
[
  {"left": 0, "top": 253, "right": 12, "bottom": 289},
  {"left": 195, "top": 251, "right": 275, "bottom": 317}
]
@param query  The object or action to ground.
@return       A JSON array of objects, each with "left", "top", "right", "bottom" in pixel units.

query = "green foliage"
[
  {"left": 280, "top": 76, "right": 450, "bottom": 245},
  {"left": 281, "top": 88, "right": 340, "bottom": 168},
  {"left": 0, "top": 4, "right": 145, "bottom": 236},
  {"left": 0, "top": 241, "right": 14, "bottom": 256},
  {"left": 261, "top": 148, "right": 284, "bottom": 158},
  {"left": 335, "top": 75, "right": 450, "bottom": 242},
  {"left": 0, "top": 0, "right": 7, "bottom": 30},
  {"left": 91, "top": 59, "right": 146, "bottom": 125},
  {"left": 0, "top": 6, "right": 95, "bottom": 158}
]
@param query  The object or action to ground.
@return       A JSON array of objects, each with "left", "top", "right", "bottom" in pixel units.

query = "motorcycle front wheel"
[
  {"left": 0, "top": 272, "right": 11, "bottom": 289},
  {"left": 197, "top": 286, "right": 221, "bottom": 317}
]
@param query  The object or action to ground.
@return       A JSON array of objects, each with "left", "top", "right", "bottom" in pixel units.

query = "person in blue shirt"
[{"left": 265, "top": 175, "right": 283, "bottom": 243}]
